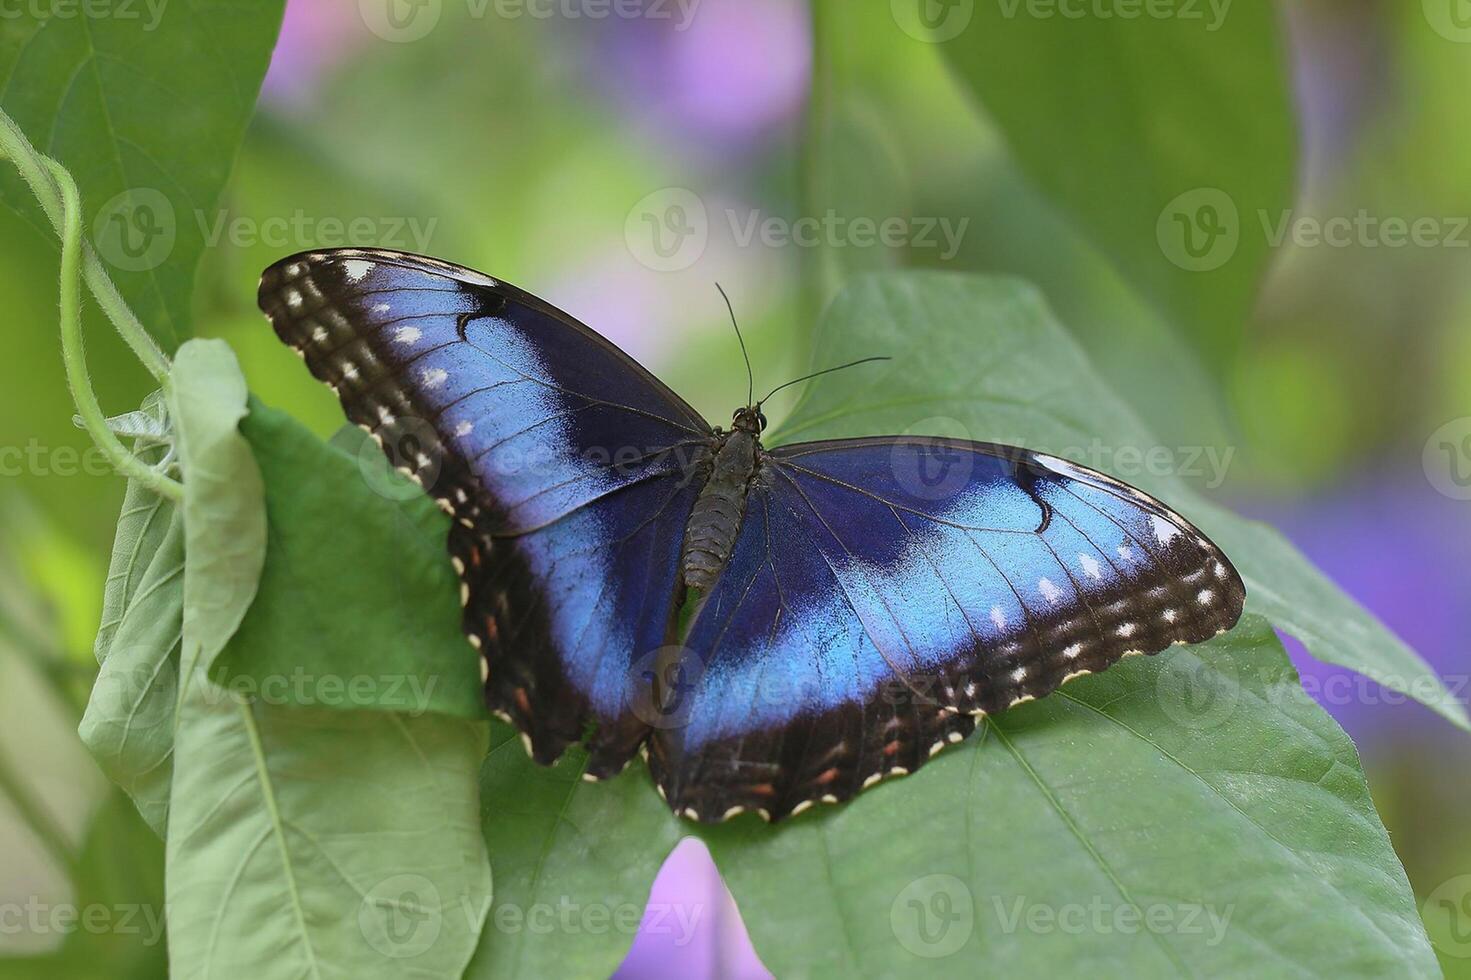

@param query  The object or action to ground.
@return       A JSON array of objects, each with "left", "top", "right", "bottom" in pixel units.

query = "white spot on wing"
[
  {"left": 1151, "top": 514, "right": 1182, "bottom": 545},
  {"left": 421, "top": 367, "right": 448, "bottom": 388},
  {"left": 990, "top": 606, "right": 1007, "bottom": 631},
  {"left": 1079, "top": 554, "right": 1102, "bottom": 580},
  {"left": 1038, "top": 578, "right": 1063, "bottom": 604},
  {"left": 455, "top": 420, "right": 474, "bottom": 437},
  {"left": 343, "top": 259, "right": 374, "bottom": 282},
  {"left": 394, "top": 326, "right": 422, "bottom": 345}
]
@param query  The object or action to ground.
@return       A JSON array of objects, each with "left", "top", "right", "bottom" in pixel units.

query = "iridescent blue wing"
[
  {"left": 258, "top": 248, "right": 712, "bottom": 773},
  {"left": 648, "top": 437, "right": 1245, "bottom": 821}
]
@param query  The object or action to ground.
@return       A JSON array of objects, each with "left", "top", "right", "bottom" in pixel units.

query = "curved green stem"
[
  {"left": 0, "top": 109, "right": 171, "bottom": 382},
  {"left": 47, "top": 158, "right": 183, "bottom": 502}
]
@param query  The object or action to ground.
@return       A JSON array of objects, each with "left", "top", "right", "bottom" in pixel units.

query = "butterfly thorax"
[{"left": 682, "top": 411, "right": 763, "bottom": 592}]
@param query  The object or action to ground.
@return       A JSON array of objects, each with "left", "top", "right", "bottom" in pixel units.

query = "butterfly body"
[
  {"left": 258, "top": 248, "right": 1246, "bottom": 823},
  {"left": 682, "top": 410, "right": 764, "bottom": 591}
]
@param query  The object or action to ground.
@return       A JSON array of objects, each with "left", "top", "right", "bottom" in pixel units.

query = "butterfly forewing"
[{"left": 258, "top": 248, "right": 712, "bottom": 773}]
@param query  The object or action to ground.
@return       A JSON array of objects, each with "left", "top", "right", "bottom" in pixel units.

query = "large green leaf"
[
  {"left": 769, "top": 272, "right": 1469, "bottom": 732},
  {"left": 210, "top": 405, "right": 485, "bottom": 720},
  {"left": 461, "top": 618, "right": 1436, "bottom": 976},
  {"left": 165, "top": 689, "right": 492, "bottom": 979},
  {"left": 935, "top": 5, "right": 1295, "bottom": 362},
  {"left": 0, "top": 0, "right": 287, "bottom": 352}
]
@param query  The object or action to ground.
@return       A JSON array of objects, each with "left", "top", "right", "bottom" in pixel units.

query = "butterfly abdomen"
[{"left": 683, "top": 430, "right": 760, "bottom": 591}]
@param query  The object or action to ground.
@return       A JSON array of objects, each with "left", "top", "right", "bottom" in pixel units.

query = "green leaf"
[
  {"left": 936, "top": 7, "right": 1295, "bottom": 361},
  {"left": 465, "top": 733, "right": 681, "bottom": 979},
  {"left": 210, "top": 404, "right": 485, "bottom": 719},
  {"left": 165, "top": 689, "right": 492, "bottom": 979},
  {"left": 78, "top": 511, "right": 183, "bottom": 836},
  {"left": 168, "top": 338, "right": 265, "bottom": 694},
  {"left": 769, "top": 272, "right": 1469, "bottom": 732},
  {"left": 0, "top": 0, "right": 287, "bottom": 352}
]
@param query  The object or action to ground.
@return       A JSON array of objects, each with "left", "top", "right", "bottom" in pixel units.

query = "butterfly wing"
[
  {"left": 258, "top": 248, "right": 712, "bottom": 772},
  {"left": 648, "top": 436, "right": 1245, "bottom": 821}
]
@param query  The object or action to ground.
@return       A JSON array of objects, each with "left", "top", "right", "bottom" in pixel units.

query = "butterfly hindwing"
[
  {"left": 649, "top": 437, "right": 1245, "bottom": 821},
  {"left": 258, "top": 248, "right": 711, "bottom": 772}
]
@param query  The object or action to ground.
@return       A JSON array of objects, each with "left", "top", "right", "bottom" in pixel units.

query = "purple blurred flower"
[
  {"left": 1237, "top": 474, "right": 1471, "bottom": 741},
  {"left": 616, "top": 839, "right": 771, "bottom": 979},
  {"left": 602, "top": 0, "right": 810, "bottom": 147},
  {"left": 261, "top": 0, "right": 367, "bottom": 108}
]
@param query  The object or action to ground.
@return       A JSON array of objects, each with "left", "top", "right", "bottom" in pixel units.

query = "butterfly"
[{"left": 258, "top": 248, "right": 1245, "bottom": 823}]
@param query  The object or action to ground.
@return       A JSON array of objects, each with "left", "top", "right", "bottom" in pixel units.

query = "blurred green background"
[{"left": 2, "top": 0, "right": 1469, "bottom": 975}]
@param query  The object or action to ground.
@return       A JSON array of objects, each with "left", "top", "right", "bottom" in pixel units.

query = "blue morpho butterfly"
[{"left": 258, "top": 248, "right": 1245, "bottom": 823}]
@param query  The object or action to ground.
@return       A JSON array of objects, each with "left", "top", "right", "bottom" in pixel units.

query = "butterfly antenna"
[
  {"left": 757, "top": 356, "right": 891, "bottom": 407},
  {"left": 716, "top": 283, "right": 754, "bottom": 407}
]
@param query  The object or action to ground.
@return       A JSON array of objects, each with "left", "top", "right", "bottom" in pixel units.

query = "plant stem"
[
  {"left": 47, "top": 158, "right": 183, "bottom": 502},
  {"left": 0, "top": 109, "right": 172, "bottom": 383}
]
